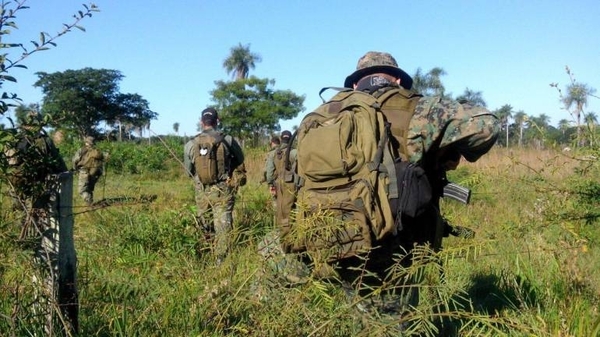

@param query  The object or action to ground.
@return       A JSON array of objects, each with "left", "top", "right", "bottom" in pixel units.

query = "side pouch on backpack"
[
  {"left": 390, "top": 160, "right": 432, "bottom": 226},
  {"left": 288, "top": 179, "right": 375, "bottom": 261}
]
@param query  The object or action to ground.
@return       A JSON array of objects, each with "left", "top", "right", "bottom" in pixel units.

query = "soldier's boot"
[{"left": 446, "top": 224, "right": 475, "bottom": 239}]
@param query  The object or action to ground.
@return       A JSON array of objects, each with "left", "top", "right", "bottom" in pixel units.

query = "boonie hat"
[{"left": 344, "top": 51, "right": 413, "bottom": 89}]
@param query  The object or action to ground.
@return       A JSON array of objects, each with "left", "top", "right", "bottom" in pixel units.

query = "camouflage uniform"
[
  {"left": 260, "top": 51, "right": 499, "bottom": 318},
  {"left": 264, "top": 136, "right": 280, "bottom": 209},
  {"left": 72, "top": 136, "right": 105, "bottom": 205},
  {"left": 184, "top": 121, "right": 245, "bottom": 262},
  {"left": 4, "top": 117, "right": 68, "bottom": 248}
]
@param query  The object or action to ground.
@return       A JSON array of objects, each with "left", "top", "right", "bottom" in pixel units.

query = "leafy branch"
[{"left": 0, "top": 1, "right": 99, "bottom": 114}]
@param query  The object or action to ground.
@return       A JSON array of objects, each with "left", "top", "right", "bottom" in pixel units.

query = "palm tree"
[
  {"left": 456, "top": 87, "right": 487, "bottom": 107},
  {"left": 513, "top": 110, "right": 527, "bottom": 147},
  {"left": 223, "top": 43, "right": 262, "bottom": 80},
  {"left": 563, "top": 82, "right": 596, "bottom": 146},
  {"left": 558, "top": 119, "right": 571, "bottom": 136},
  {"left": 428, "top": 67, "right": 446, "bottom": 97},
  {"left": 528, "top": 113, "right": 551, "bottom": 149},
  {"left": 584, "top": 112, "right": 597, "bottom": 126},
  {"left": 494, "top": 104, "right": 513, "bottom": 147}
]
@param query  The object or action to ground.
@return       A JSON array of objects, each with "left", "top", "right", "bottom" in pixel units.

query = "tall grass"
[{"left": 1, "top": 145, "right": 599, "bottom": 336}]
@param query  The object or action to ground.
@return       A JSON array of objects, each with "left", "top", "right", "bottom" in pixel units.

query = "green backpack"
[
  {"left": 193, "top": 131, "right": 231, "bottom": 185},
  {"left": 288, "top": 89, "right": 399, "bottom": 260},
  {"left": 80, "top": 147, "right": 104, "bottom": 176},
  {"left": 273, "top": 142, "right": 298, "bottom": 238}
]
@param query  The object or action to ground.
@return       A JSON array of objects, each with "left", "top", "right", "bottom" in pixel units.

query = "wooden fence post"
[{"left": 32, "top": 171, "right": 78, "bottom": 336}]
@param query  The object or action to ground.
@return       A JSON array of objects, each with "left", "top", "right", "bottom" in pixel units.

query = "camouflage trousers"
[
  {"left": 195, "top": 179, "right": 235, "bottom": 261},
  {"left": 257, "top": 230, "right": 311, "bottom": 286},
  {"left": 258, "top": 230, "right": 421, "bottom": 318},
  {"left": 77, "top": 170, "right": 101, "bottom": 205}
]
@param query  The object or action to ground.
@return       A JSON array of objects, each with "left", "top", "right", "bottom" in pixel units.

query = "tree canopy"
[
  {"left": 223, "top": 43, "right": 262, "bottom": 80},
  {"left": 34, "top": 68, "right": 157, "bottom": 139},
  {"left": 209, "top": 76, "right": 304, "bottom": 145}
]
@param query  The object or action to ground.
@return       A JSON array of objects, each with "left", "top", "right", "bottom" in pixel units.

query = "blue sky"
[{"left": 2, "top": 0, "right": 599, "bottom": 137}]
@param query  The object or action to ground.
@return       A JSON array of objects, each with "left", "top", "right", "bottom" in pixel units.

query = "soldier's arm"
[
  {"left": 183, "top": 140, "right": 196, "bottom": 177},
  {"left": 265, "top": 151, "right": 276, "bottom": 185},
  {"left": 43, "top": 137, "right": 67, "bottom": 172},
  {"left": 72, "top": 148, "right": 82, "bottom": 169},
  {"left": 227, "top": 135, "right": 245, "bottom": 169}
]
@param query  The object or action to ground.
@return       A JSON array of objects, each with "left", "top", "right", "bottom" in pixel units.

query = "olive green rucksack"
[
  {"left": 288, "top": 89, "right": 399, "bottom": 261},
  {"left": 273, "top": 142, "right": 298, "bottom": 239},
  {"left": 193, "top": 131, "right": 231, "bottom": 185},
  {"left": 80, "top": 147, "right": 104, "bottom": 176}
]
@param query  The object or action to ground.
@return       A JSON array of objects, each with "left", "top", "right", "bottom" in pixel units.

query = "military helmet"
[{"left": 344, "top": 51, "right": 413, "bottom": 89}]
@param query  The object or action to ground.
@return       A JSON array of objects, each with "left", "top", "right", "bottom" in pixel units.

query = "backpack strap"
[
  {"left": 374, "top": 87, "right": 422, "bottom": 161},
  {"left": 318, "top": 87, "right": 352, "bottom": 103}
]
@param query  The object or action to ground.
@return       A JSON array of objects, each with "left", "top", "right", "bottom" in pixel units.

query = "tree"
[
  {"left": 564, "top": 82, "right": 595, "bottom": 146},
  {"left": 552, "top": 66, "right": 597, "bottom": 147},
  {"left": 526, "top": 113, "right": 551, "bottom": 149},
  {"left": 111, "top": 93, "right": 157, "bottom": 141},
  {"left": 13, "top": 103, "right": 40, "bottom": 126},
  {"left": 0, "top": 3, "right": 98, "bottom": 335},
  {"left": 173, "top": 122, "right": 180, "bottom": 135},
  {"left": 494, "top": 104, "right": 513, "bottom": 147},
  {"left": 558, "top": 119, "right": 571, "bottom": 135},
  {"left": 210, "top": 76, "right": 304, "bottom": 146},
  {"left": 223, "top": 43, "right": 262, "bottom": 80},
  {"left": 456, "top": 87, "right": 487, "bottom": 107},
  {"left": 34, "top": 68, "right": 157, "bottom": 139},
  {"left": 411, "top": 67, "right": 447, "bottom": 96},
  {"left": 513, "top": 110, "right": 527, "bottom": 147}
]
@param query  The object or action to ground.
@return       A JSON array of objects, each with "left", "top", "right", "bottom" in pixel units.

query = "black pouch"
[{"left": 389, "top": 160, "right": 432, "bottom": 229}]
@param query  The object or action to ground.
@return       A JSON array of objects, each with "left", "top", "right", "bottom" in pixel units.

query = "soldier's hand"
[{"left": 269, "top": 185, "right": 276, "bottom": 197}]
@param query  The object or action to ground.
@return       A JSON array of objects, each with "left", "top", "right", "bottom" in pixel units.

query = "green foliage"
[
  {"left": 210, "top": 76, "right": 305, "bottom": 145},
  {"left": 223, "top": 43, "right": 262, "bottom": 80},
  {"left": 34, "top": 68, "right": 157, "bottom": 138},
  {"left": 2, "top": 146, "right": 600, "bottom": 336}
]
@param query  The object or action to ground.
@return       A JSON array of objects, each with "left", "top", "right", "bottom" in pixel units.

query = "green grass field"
[{"left": 1, "top": 146, "right": 600, "bottom": 336}]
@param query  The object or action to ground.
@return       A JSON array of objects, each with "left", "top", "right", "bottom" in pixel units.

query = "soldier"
[
  {"left": 72, "top": 136, "right": 106, "bottom": 205},
  {"left": 336, "top": 50, "right": 499, "bottom": 314},
  {"left": 260, "top": 51, "right": 499, "bottom": 322},
  {"left": 5, "top": 113, "right": 68, "bottom": 210},
  {"left": 184, "top": 107, "right": 245, "bottom": 263},
  {"left": 4, "top": 112, "right": 68, "bottom": 249},
  {"left": 267, "top": 130, "right": 298, "bottom": 235},
  {"left": 263, "top": 136, "right": 280, "bottom": 207}
]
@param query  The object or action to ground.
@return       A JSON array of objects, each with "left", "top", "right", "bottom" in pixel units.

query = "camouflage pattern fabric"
[
  {"left": 257, "top": 230, "right": 310, "bottom": 285},
  {"left": 194, "top": 177, "right": 236, "bottom": 261},
  {"left": 184, "top": 128, "right": 244, "bottom": 263},
  {"left": 406, "top": 96, "right": 499, "bottom": 163},
  {"left": 76, "top": 171, "right": 100, "bottom": 205},
  {"left": 72, "top": 144, "right": 105, "bottom": 204}
]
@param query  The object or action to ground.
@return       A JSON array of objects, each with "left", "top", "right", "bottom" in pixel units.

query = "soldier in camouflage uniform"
[
  {"left": 72, "top": 136, "right": 106, "bottom": 205},
  {"left": 334, "top": 51, "right": 499, "bottom": 312},
  {"left": 5, "top": 113, "right": 68, "bottom": 210},
  {"left": 260, "top": 51, "right": 499, "bottom": 319},
  {"left": 184, "top": 108, "right": 245, "bottom": 263},
  {"left": 263, "top": 136, "right": 280, "bottom": 208}
]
